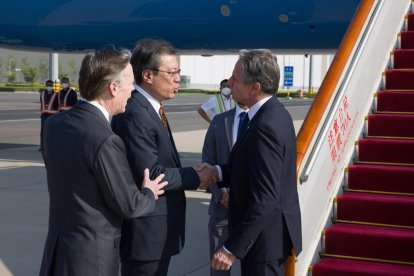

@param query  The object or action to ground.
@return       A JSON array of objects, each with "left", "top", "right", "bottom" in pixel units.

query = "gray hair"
[
  {"left": 79, "top": 48, "right": 131, "bottom": 101},
  {"left": 238, "top": 49, "right": 280, "bottom": 95}
]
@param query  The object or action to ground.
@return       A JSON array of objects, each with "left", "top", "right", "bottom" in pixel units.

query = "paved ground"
[{"left": 0, "top": 92, "right": 308, "bottom": 275}]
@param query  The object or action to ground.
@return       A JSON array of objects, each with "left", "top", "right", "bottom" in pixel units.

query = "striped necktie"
[{"left": 159, "top": 104, "right": 168, "bottom": 131}]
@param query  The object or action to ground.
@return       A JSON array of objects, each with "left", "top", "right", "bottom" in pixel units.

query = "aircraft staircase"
[{"left": 309, "top": 8, "right": 414, "bottom": 276}]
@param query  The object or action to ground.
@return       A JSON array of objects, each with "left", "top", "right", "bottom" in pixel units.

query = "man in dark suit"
[
  {"left": 111, "top": 39, "right": 214, "bottom": 276},
  {"left": 209, "top": 49, "right": 302, "bottom": 276},
  {"left": 202, "top": 102, "right": 248, "bottom": 276},
  {"left": 39, "top": 48, "right": 167, "bottom": 276}
]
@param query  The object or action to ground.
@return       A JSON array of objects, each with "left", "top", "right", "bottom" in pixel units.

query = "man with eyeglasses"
[{"left": 112, "top": 39, "right": 216, "bottom": 276}]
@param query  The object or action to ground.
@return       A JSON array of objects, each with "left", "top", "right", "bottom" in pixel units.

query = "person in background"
[
  {"left": 202, "top": 101, "right": 248, "bottom": 276},
  {"left": 39, "top": 79, "right": 58, "bottom": 151},
  {"left": 39, "top": 48, "right": 168, "bottom": 276},
  {"left": 198, "top": 79, "right": 235, "bottom": 123},
  {"left": 58, "top": 77, "right": 78, "bottom": 111}
]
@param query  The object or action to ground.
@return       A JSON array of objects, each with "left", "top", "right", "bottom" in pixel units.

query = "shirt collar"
[
  {"left": 234, "top": 104, "right": 249, "bottom": 119},
  {"left": 135, "top": 84, "right": 161, "bottom": 116},
  {"left": 247, "top": 95, "right": 272, "bottom": 120},
  {"left": 82, "top": 99, "right": 110, "bottom": 122}
]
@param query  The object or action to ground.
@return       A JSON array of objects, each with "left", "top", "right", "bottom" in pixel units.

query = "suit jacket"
[
  {"left": 111, "top": 90, "right": 200, "bottom": 261},
  {"left": 222, "top": 96, "right": 302, "bottom": 262},
  {"left": 39, "top": 101, "right": 156, "bottom": 276},
  {"left": 202, "top": 108, "right": 235, "bottom": 219}
]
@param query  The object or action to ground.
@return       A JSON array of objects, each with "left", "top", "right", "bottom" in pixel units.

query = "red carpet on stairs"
[
  {"left": 401, "top": 31, "right": 414, "bottom": 49},
  {"left": 324, "top": 224, "right": 414, "bottom": 263},
  {"left": 312, "top": 10, "right": 414, "bottom": 276},
  {"left": 385, "top": 69, "right": 414, "bottom": 90},
  {"left": 313, "top": 258, "right": 414, "bottom": 276},
  {"left": 358, "top": 138, "right": 414, "bottom": 164},
  {"left": 348, "top": 164, "right": 414, "bottom": 194},
  {"left": 337, "top": 192, "right": 414, "bottom": 227},
  {"left": 376, "top": 90, "right": 414, "bottom": 113},
  {"left": 394, "top": 49, "right": 414, "bottom": 69},
  {"left": 367, "top": 113, "right": 414, "bottom": 137}
]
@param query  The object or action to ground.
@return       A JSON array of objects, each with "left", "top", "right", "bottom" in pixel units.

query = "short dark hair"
[
  {"left": 130, "top": 38, "right": 176, "bottom": 84},
  {"left": 61, "top": 77, "right": 70, "bottom": 83},
  {"left": 220, "top": 79, "right": 228, "bottom": 87},
  {"left": 46, "top": 80, "right": 53, "bottom": 86},
  {"left": 78, "top": 48, "right": 131, "bottom": 101},
  {"left": 238, "top": 49, "right": 280, "bottom": 95}
]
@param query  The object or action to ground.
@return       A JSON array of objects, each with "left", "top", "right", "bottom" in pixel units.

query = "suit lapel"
[
  {"left": 229, "top": 96, "right": 278, "bottom": 164},
  {"left": 133, "top": 91, "right": 180, "bottom": 166},
  {"left": 76, "top": 101, "right": 111, "bottom": 129},
  {"left": 165, "top": 120, "right": 181, "bottom": 166}
]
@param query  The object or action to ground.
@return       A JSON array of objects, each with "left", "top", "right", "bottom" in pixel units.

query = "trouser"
[
  {"left": 121, "top": 257, "right": 171, "bottom": 276},
  {"left": 241, "top": 258, "right": 286, "bottom": 276}
]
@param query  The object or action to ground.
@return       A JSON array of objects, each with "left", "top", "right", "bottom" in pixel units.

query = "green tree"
[
  {"left": 5, "top": 56, "right": 16, "bottom": 83},
  {"left": 21, "top": 57, "right": 39, "bottom": 83},
  {"left": 58, "top": 59, "right": 69, "bottom": 80},
  {"left": 67, "top": 58, "right": 78, "bottom": 82},
  {"left": 38, "top": 57, "right": 49, "bottom": 82},
  {"left": 58, "top": 71, "right": 69, "bottom": 80},
  {"left": 5, "top": 72, "right": 16, "bottom": 83},
  {"left": 0, "top": 56, "right": 3, "bottom": 82}
]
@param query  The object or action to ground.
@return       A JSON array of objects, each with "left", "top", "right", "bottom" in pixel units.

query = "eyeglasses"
[{"left": 151, "top": 68, "right": 181, "bottom": 77}]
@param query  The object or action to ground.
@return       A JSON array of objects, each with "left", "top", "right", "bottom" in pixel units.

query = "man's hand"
[
  {"left": 194, "top": 163, "right": 218, "bottom": 190},
  {"left": 211, "top": 247, "right": 236, "bottom": 271},
  {"left": 142, "top": 168, "right": 168, "bottom": 199},
  {"left": 219, "top": 189, "right": 229, "bottom": 208}
]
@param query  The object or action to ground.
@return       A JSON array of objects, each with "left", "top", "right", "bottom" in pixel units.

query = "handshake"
[{"left": 194, "top": 163, "right": 219, "bottom": 190}]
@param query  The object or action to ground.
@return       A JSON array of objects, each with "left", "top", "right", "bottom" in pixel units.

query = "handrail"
[
  {"left": 299, "top": 0, "right": 383, "bottom": 184},
  {"left": 286, "top": 1, "right": 376, "bottom": 275},
  {"left": 296, "top": 0, "right": 376, "bottom": 181}
]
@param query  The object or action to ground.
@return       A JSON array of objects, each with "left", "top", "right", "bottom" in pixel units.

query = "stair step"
[
  {"left": 407, "top": 13, "right": 414, "bottom": 31},
  {"left": 394, "top": 49, "right": 414, "bottom": 69},
  {"left": 337, "top": 192, "right": 414, "bottom": 227},
  {"left": 377, "top": 90, "right": 414, "bottom": 113},
  {"left": 324, "top": 223, "right": 414, "bottom": 263},
  {"left": 385, "top": 69, "right": 414, "bottom": 90},
  {"left": 401, "top": 31, "right": 414, "bottom": 49},
  {"left": 358, "top": 138, "right": 414, "bottom": 165},
  {"left": 367, "top": 114, "right": 414, "bottom": 138},
  {"left": 312, "top": 258, "right": 414, "bottom": 276},
  {"left": 348, "top": 164, "right": 414, "bottom": 194}
]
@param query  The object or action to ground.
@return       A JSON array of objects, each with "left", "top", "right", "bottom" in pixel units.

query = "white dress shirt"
[
  {"left": 135, "top": 84, "right": 162, "bottom": 119},
  {"left": 82, "top": 99, "right": 110, "bottom": 122}
]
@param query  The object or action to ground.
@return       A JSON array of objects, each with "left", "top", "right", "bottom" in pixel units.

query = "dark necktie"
[
  {"left": 237, "top": 112, "right": 249, "bottom": 139},
  {"left": 159, "top": 104, "right": 168, "bottom": 131}
]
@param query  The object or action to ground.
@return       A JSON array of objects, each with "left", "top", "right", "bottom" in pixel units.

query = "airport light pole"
[{"left": 49, "top": 53, "right": 59, "bottom": 83}]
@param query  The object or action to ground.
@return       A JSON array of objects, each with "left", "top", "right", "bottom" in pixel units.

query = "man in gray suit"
[
  {"left": 202, "top": 102, "right": 248, "bottom": 276},
  {"left": 39, "top": 48, "right": 167, "bottom": 276}
]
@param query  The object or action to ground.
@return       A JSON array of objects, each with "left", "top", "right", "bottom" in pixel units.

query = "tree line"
[{"left": 0, "top": 55, "right": 78, "bottom": 84}]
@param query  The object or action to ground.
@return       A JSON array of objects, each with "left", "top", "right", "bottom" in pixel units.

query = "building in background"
[
  {"left": 180, "top": 54, "right": 332, "bottom": 91},
  {"left": 0, "top": 48, "right": 331, "bottom": 91}
]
